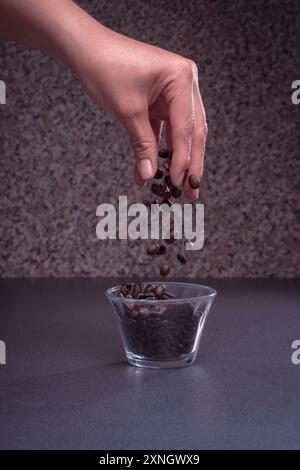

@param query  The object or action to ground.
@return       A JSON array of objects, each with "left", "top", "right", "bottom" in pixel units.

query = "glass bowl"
[{"left": 106, "top": 282, "right": 217, "bottom": 369}]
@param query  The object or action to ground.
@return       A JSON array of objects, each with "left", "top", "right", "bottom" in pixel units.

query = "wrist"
[{"left": 53, "top": 2, "right": 108, "bottom": 76}]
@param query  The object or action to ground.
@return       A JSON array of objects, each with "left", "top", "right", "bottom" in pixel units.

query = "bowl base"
[{"left": 127, "top": 353, "right": 196, "bottom": 369}]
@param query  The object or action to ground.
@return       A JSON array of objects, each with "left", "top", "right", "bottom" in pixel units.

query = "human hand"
[
  {"left": 0, "top": 0, "right": 207, "bottom": 199},
  {"left": 67, "top": 21, "right": 207, "bottom": 199}
]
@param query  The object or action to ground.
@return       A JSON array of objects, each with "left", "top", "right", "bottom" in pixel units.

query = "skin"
[{"left": 0, "top": 0, "right": 208, "bottom": 199}]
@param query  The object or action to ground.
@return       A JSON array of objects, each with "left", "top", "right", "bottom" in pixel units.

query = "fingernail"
[{"left": 138, "top": 159, "right": 153, "bottom": 181}]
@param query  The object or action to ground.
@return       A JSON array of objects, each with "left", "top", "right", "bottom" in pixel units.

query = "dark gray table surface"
[{"left": 0, "top": 278, "right": 299, "bottom": 450}]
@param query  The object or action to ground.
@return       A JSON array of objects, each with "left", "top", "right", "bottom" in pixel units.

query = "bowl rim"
[{"left": 106, "top": 281, "right": 217, "bottom": 304}]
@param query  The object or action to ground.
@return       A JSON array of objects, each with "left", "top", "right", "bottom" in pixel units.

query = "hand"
[
  {"left": 67, "top": 23, "right": 207, "bottom": 200},
  {"left": 0, "top": 0, "right": 208, "bottom": 199}
]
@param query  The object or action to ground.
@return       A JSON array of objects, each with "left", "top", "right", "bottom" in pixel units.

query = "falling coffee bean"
[
  {"left": 151, "top": 183, "right": 163, "bottom": 196},
  {"left": 159, "top": 148, "right": 172, "bottom": 159},
  {"left": 177, "top": 253, "right": 187, "bottom": 264},
  {"left": 154, "top": 168, "right": 164, "bottom": 179},
  {"left": 157, "top": 244, "right": 166, "bottom": 255},
  {"left": 171, "top": 186, "right": 182, "bottom": 199},
  {"left": 160, "top": 263, "right": 170, "bottom": 276},
  {"left": 163, "top": 160, "right": 171, "bottom": 171},
  {"left": 147, "top": 243, "right": 159, "bottom": 255},
  {"left": 143, "top": 199, "right": 152, "bottom": 207},
  {"left": 188, "top": 174, "right": 200, "bottom": 190},
  {"left": 164, "top": 174, "right": 174, "bottom": 188}
]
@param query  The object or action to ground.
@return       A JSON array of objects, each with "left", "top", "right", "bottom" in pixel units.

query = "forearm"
[{"left": 0, "top": 0, "right": 100, "bottom": 69}]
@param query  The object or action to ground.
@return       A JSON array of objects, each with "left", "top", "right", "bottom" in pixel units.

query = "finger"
[
  {"left": 150, "top": 119, "right": 163, "bottom": 144},
  {"left": 165, "top": 120, "right": 172, "bottom": 150},
  {"left": 183, "top": 82, "right": 207, "bottom": 200},
  {"left": 165, "top": 79, "right": 194, "bottom": 187},
  {"left": 134, "top": 164, "right": 146, "bottom": 186},
  {"left": 124, "top": 109, "right": 158, "bottom": 182}
]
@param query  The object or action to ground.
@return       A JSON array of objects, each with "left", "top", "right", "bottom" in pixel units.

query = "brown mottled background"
[{"left": 0, "top": 0, "right": 299, "bottom": 278}]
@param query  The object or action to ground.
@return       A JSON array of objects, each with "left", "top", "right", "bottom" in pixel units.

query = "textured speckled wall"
[{"left": 0, "top": 0, "right": 299, "bottom": 278}]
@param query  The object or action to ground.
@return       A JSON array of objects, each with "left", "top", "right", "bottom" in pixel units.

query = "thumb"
[{"left": 124, "top": 110, "right": 158, "bottom": 183}]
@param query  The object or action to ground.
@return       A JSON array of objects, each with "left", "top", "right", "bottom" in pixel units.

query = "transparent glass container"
[{"left": 106, "top": 282, "right": 217, "bottom": 369}]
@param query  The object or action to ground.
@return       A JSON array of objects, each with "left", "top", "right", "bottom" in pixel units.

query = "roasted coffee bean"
[
  {"left": 153, "top": 285, "right": 165, "bottom": 298},
  {"left": 177, "top": 253, "right": 187, "bottom": 264},
  {"left": 160, "top": 263, "right": 170, "bottom": 276},
  {"left": 150, "top": 198, "right": 160, "bottom": 205},
  {"left": 151, "top": 183, "right": 163, "bottom": 196},
  {"left": 188, "top": 174, "right": 201, "bottom": 189},
  {"left": 171, "top": 186, "right": 182, "bottom": 199},
  {"left": 143, "top": 199, "right": 152, "bottom": 207},
  {"left": 142, "top": 292, "right": 156, "bottom": 300},
  {"left": 127, "top": 284, "right": 135, "bottom": 296},
  {"left": 144, "top": 283, "right": 154, "bottom": 293},
  {"left": 137, "top": 280, "right": 145, "bottom": 292},
  {"left": 154, "top": 168, "right": 164, "bottom": 179},
  {"left": 161, "top": 198, "right": 174, "bottom": 207},
  {"left": 162, "top": 184, "right": 172, "bottom": 198},
  {"left": 159, "top": 148, "right": 172, "bottom": 159},
  {"left": 163, "top": 160, "right": 171, "bottom": 171},
  {"left": 157, "top": 244, "right": 166, "bottom": 255},
  {"left": 164, "top": 174, "right": 174, "bottom": 188},
  {"left": 162, "top": 291, "right": 175, "bottom": 299},
  {"left": 147, "top": 243, "right": 159, "bottom": 255},
  {"left": 139, "top": 307, "right": 150, "bottom": 319}
]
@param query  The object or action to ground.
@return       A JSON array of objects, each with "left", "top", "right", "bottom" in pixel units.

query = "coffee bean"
[
  {"left": 164, "top": 174, "right": 174, "bottom": 188},
  {"left": 163, "top": 160, "right": 171, "bottom": 171},
  {"left": 143, "top": 199, "right": 152, "bottom": 207},
  {"left": 137, "top": 280, "right": 144, "bottom": 292},
  {"left": 171, "top": 186, "right": 182, "bottom": 199},
  {"left": 160, "top": 263, "right": 170, "bottom": 276},
  {"left": 151, "top": 183, "right": 163, "bottom": 196},
  {"left": 188, "top": 174, "right": 200, "bottom": 189},
  {"left": 150, "top": 198, "right": 160, "bottom": 205},
  {"left": 177, "top": 253, "right": 187, "bottom": 264},
  {"left": 147, "top": 243, "right": 159, "bottom": 255},
  {"left": 161, "top": 197, "right": 174, "bottom": 207},
  {"left": 157, "top": 244, "right": 166, "bottom": 255},
  {"left": 144, "top": 284, "right": 154, "bottom": 293},
  {"left": 153, "top": 285, "right": 165, "bottom": 298},
  {"left": 139, "top": 307, "right": 150, "bottom": 319},
  {"left": 162, "top": 184, "right": 172, "bottom": 198},
  {"left": 154, "top": 168, "right": 164, "bottom": 179},
  {"left": 159, "top": 148, "right": 172, "bottom": 159},
  {"left": 142, "top": 292, "right": 156, "bottom": 300},
  {"left": 128, "top": 285, "right": 135, "bottom": 296},
  {"left": 162, "top": 291, "right": 175, "bottom": 299}
]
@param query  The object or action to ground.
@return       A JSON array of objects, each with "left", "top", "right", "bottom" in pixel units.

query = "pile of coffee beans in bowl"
[{"left": 115, "top": 281, "right": 203, "bottom": 359}]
